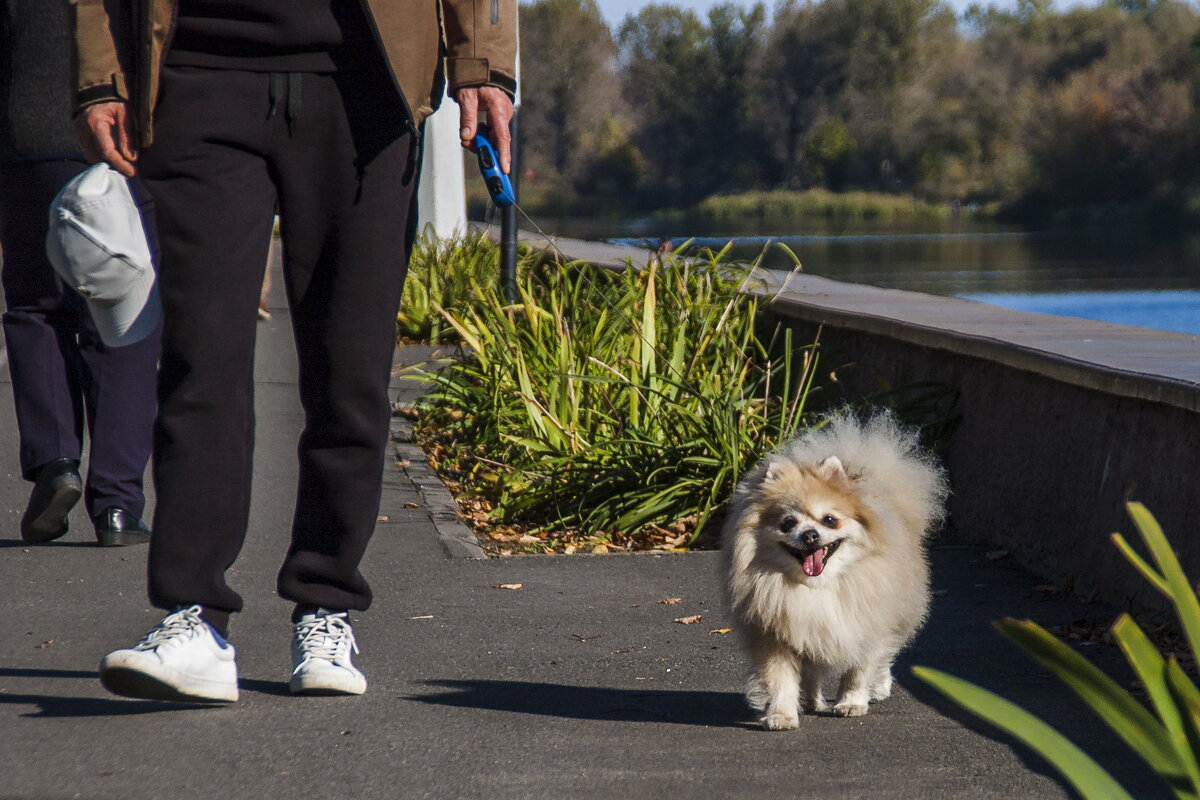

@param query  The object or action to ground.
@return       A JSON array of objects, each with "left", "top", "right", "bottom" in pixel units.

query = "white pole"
[{"left": 416, "top": 88, "right": 468, "bottom": 239}]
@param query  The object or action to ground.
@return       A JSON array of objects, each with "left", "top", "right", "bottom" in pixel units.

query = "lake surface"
[{"left": 544, "top": 216, "right": 1200, "bottom": 336}]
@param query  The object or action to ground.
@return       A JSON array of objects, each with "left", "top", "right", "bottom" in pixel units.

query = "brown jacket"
[{"left": 69, "top": 0, "right": 517, "bottom": 147}]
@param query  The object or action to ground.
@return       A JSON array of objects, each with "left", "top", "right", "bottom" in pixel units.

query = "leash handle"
[{"left": 473, "top": 125, "right": 516, "bottom": 208}]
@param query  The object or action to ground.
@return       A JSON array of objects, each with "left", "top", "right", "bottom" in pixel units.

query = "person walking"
[
  {"left": 71, "top": 0, "right": 516, "bottom": 702},
  {"left": 1, "top": 0, "right": 157, "bottom": 547}
]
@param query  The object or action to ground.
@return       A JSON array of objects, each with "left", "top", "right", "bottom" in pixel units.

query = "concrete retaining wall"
[{"left": 763, "top": 272, "right": 1200, "bottom": 608}]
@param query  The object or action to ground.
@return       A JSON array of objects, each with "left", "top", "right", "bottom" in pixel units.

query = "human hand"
[
  {"left": 456, "top": 86, "right": 514, "bottom": 174},
  {"left": 73, "top": 102, "right": 137, "bottom": 177}
]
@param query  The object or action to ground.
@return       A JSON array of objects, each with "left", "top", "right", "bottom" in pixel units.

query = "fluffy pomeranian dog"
[{"left": 720, "top": 411, "right": 949, "bottom": 730}]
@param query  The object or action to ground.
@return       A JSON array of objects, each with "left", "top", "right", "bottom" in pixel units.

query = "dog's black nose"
[{"left": 800, "top": 529, "right": 820, "bottom": 547}]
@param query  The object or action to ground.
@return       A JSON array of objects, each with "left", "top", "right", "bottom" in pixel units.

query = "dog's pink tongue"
[{"left": 803, "top": 549, "right": 825, "bottom": 577}]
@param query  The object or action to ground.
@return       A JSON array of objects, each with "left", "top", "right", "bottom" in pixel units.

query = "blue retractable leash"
[{"left": 472, "top": 124, "right": 516, "bottom": 207}]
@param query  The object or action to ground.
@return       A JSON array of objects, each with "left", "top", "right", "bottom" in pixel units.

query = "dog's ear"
[
  {"left": 764, "top": 457, "right": 788, "bottom": 483},
  {"left": 818, "top": 455, "right": 846, "bottom": 481}
]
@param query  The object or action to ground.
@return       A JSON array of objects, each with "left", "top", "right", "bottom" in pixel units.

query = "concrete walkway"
[{"left": 0, "top": 249, "right": 1167, "bottom": 799}]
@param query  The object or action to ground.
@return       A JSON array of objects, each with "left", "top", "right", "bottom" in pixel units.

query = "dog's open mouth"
[{"left": 780, "top": 539, "right": 843, "bottom": 577}]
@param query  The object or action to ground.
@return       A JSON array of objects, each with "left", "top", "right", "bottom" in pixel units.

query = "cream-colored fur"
[{"left": 720, "top": 410, "right": 949, "bottom": 730}]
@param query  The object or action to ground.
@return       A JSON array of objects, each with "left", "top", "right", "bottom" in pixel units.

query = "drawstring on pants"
[{"left": 267, "top": 72, "right": 302, "bottom": 135}]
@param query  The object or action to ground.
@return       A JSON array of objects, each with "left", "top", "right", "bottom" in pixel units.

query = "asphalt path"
[{"left": 0, "top": 248, "right": 1167, "bottom": 799}]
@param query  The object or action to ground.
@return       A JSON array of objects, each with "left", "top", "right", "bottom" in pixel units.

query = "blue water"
[
  {"left": 958, "top": 290, "right": 1200, "bottom": 335},
  {"left": 595, "top": 222, "right": 1200, "bottom": 336}
]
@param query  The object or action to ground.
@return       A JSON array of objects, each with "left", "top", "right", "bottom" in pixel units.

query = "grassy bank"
[{"left": 693, "top": 189, "right": 995, "bottom": 222}]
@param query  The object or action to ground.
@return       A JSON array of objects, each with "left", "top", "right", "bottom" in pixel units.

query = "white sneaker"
[
  {"left": 99, "top": 605, "right": 239, "bottom": 703},
  {"left": 289, "top": 610, "right": 367, "bottom": 696}
]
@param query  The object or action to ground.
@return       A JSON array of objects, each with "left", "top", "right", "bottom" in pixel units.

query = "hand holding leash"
[
  {"left": 456, "top": 86, "right": 513, "bottom": 172},
  {"left": 472, "top": 125, "right": 517, "bottom": 207}
]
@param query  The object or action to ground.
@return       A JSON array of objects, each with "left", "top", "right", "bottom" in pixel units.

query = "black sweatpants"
[
  {"left": 138, "top": 65, "right": 418, "bottom": 631},
  {"left": 0, "top": 158, "right": 158, "bottom": 519}
]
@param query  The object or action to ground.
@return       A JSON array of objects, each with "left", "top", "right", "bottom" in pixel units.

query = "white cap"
[{"left": 45, "top": 163, "right": 160, "bottom": 348}]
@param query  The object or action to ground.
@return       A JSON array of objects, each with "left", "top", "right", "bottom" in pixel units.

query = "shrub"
[
  {"left": 398, "top": 231, "right": 504, "bottom": 344},
  {"left": 413, "top": 244, "right": 819, "bottom": 547}
]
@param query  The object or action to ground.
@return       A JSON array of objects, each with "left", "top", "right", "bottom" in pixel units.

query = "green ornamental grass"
[
  {"left": 413, "top": 241, "right": 819, "bottom": 546},
  {"left": 398, "top": 230, "right": 503, "bottom": 344}
]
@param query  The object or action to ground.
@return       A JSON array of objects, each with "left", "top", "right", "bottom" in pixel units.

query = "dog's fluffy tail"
[{"left": 779, "top": 409, "right": 950, "bottom": 538}]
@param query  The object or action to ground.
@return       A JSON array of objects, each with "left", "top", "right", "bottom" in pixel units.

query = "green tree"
[
  {"left": 756, "top": 1, "right": 848, "bottom": 187},
  {"left": 618, "top": 5, "right": 712, "bottom": 205},
  {"left": 617, "top": 3, "right": 767, "bottom": 204},
  {"left": 759, "top": 0, "right": 951, "bottom": 191},
  {"left": 1007, "top": 1, "right": 1200, "bottom": 217},
  {"left": 519, "top": 0, "right": 621, "bottom": 196}
]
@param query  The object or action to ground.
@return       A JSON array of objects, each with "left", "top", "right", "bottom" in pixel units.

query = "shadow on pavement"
[
  {"left": 0, "top": 539, "right": 104, "bottom": 548},
  {"left": 0, "top": 668, "right": 282, "bottom": 716},
  {"left": 409, "top": 679, "right": 755, "bottom": 728},
  {"left": 238, "top": 677, "right": 292, "bottom": 697},
  {"left": 0, "top": 668, "right": 95, "bottom": 680},
  {"left": 0, "top": 690, "right": 218, "bottom": 718}
]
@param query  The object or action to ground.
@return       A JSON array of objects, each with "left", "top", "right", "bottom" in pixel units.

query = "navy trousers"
[
  {"left": 138, "top": 65, "right": 418, "bottom": 632},
  {"left": 0, "top": 158, "right": 158, "bottom": 521}
]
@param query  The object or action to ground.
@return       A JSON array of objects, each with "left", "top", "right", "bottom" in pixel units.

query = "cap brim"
[{"left": 88, "top": 266, "right": 161, "bottom": 348}]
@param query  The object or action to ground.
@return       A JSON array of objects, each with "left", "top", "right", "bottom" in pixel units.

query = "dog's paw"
[
  {"left": 869, "top": 672, "right": 894, "bottom": 701},
  {"left": 832, "top": 702, "right": 869, "bottom": 718},
  {"left": 761, "top": 713, "right": 800, "bottom": 731},
  {"left": 804, "top": 695, "right": 829, "bottom": 714}
]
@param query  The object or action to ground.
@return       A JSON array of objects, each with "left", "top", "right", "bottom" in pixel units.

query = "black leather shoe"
[
  {"left": 20, "top": 458, "right": 83, "bottom": 543},
  {"left": 94, "top": 507, "right": 151, "bottom": 547}
]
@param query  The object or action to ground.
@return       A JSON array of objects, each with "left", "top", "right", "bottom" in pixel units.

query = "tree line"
[{"left": 516, "top": 0, "right": 1200, "bottom": 225}]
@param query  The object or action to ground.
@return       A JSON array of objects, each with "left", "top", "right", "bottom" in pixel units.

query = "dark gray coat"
[{"left": 1, "top": 0, "right": 80, "bottom": 161}]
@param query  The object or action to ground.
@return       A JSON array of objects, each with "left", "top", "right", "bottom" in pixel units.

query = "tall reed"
[
  {"left": 415, "top": 244, "right": 819, "bottom": 545},
  {"left": 398, "top": 230, "right": 502, "bottom": 344}
]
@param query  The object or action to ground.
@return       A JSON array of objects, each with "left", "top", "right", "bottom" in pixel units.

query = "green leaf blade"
[
  {"left": 912, "top": 667, "right": 1135, "bottom": 800},
  {"left": 996, "top": 618, "right": 1187, "bottom": 783}
]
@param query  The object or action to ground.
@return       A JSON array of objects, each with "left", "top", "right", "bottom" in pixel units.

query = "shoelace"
[
  {"left": 133, "top": 605, "right": 209, "bottom": 651},
  {"left": 294, "top": 613, "right": 359, "bottom": 663}
]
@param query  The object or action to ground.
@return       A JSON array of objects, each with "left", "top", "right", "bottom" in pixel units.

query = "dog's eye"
[
  {"left": 821, "top": 514, "right": 839, "bottom": 529},
  {"left": 780, "top": 517, "right": 798, "bottom": 533}
]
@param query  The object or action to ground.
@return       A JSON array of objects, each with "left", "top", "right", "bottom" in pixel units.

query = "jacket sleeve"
[
  {"left": 441, "top": 0, "right": 517, "bottom": 99},
  {"left": 69, "top": 0, "right": 132, "bottom": 112}
]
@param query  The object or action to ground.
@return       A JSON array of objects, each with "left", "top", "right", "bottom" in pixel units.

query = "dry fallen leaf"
[
  {"left": 404, "top": 502, "right": 420, "bottom": 509},
  {"left": 659, "top": 597, "right": 683, "bottom": 605},
  {"left": 674, "top": 615, "right": 702, "bottom": 625},
  {"left": 493, "top": 583, "right": 523, "bottom": 590},
  {"left": 377, "top": 515, "right": 390, "bottom": 522},
  {"left": 708, "top": 628, "right": 732, "bottom": 635}
]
